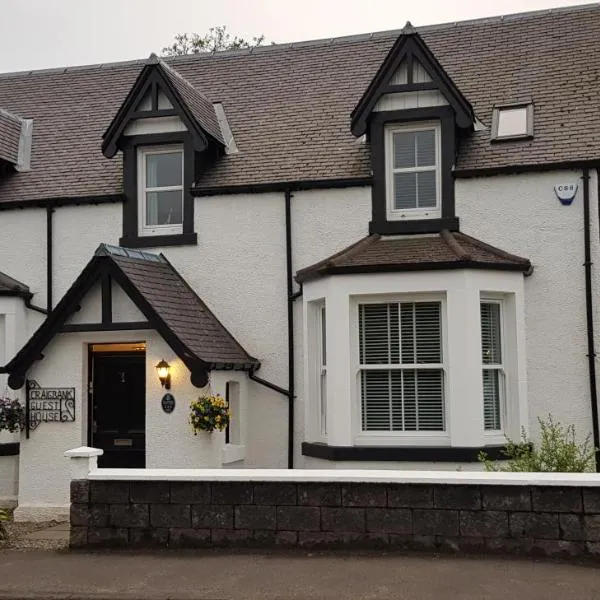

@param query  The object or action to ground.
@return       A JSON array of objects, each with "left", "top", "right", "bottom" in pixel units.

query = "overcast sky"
[{"left": 0, "top": 0, "right": 590, "bottom": 73}]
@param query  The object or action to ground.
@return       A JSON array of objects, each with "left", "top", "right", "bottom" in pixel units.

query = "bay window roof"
[{"left": 296, "top": 230, "right": 532, "bottom": 282}]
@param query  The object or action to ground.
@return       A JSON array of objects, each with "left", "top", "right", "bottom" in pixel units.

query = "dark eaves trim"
[
  {"left": 297, "top": 260, "right": 531, "bottom": 283},
  {"left": 192, "top": 177, "right": 372, "bottom": 197},
  {"left": 454, "top": 160, "right": 600, "bottom": 179},
  {"left": 0, "top": 290, "right": 48, "bottom": 315},
  {"left": 0, "top": 194, "right": 125, "bottom": 211}
]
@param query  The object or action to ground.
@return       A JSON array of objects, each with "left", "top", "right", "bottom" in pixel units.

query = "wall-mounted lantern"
[{"left": 155, "top": 359, "right": 171, "bottom": 390}]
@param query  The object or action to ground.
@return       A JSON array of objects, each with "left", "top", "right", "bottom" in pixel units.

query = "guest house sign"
[{"left": 26, "top": 379, "right": 75, "bottom": 430}]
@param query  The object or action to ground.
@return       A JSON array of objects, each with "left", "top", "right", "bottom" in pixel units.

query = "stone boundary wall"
[{"left": 70, "top": 478, "right": 600, "bottom": 557}]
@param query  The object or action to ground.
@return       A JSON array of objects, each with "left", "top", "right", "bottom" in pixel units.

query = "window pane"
[
  {"left": 483, "top": 369, "right": 502, "bottom": 430},
  {"left": 497, "top": 107, "right": 528, "bottom": 137},
  {"left": 320, "top": 371, "right": 327, "bottom": 435},
  {"left": 415, "top": 130, "right": 435, "bottom": 166},
  {"left": 481, "top": 303, "right": 502, "bottom": 364},
  {"left": 321, "top": 306, "right": 327, "bottom": 366},
  {"left": 359, "top": 303, "right": 399, "bottom": 364},
  {"left": 400, "top": 302, "right": 442, "bottom": 364},
  {"left": 361, "top": 368, "right": 444, "bottom": 432},
  {"left": 146, "top": 190, "right": 183, "bottom": 226},
  {"left": 394, "top": 172, "right": 417, "bottom": 210},
  {"left": 417, "top": 171, "right": 437, "bottom": 208},
  {"left": 393, "top": 132, "right": 416, "bottom": 169},
  {"left": 146, "top": 152, "right": 182, "bottom": 188}
]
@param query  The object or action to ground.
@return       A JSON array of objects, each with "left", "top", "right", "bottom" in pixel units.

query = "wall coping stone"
[{"left": 84, "top": 467, "right": 600, "bottom": 487}]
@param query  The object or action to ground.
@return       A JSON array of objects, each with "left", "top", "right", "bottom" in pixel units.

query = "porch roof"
[
  {"left": 295, "top": 230, "right": 532, "bottom": 283},
  {"left": 4, "top": 244, "right": 258, "bottom": 388}
]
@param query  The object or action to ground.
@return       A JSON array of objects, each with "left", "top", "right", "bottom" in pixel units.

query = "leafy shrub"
[
  {"left": 0, "top": 398, "right": 25, "bottom": 433},
  {"left": 0, "top": 509, "right": 9, "bottom": 541},
  {"left": 189, "top": 395, "right": 229, "bottom": 434},
  {"left": 479, "top": 415, "right": 596, "bottom": 472}
]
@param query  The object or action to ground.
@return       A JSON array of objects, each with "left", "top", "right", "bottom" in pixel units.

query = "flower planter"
[{"left": 193, "top": 430, "right": 224, "bottom": 468}]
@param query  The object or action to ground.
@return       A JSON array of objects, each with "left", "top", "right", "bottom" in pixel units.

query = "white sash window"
[
  {"left": 138, "top": 145, "right": 184, "bottom": 236},
  {"left": 358, "top": 301, "right": 445, "bottom": 433},
  {"left": 481, "top": 301, "right": 505, "bottom": 432},
  {"left": 385, "top": 122, "right": 441, "bottom": 220}
]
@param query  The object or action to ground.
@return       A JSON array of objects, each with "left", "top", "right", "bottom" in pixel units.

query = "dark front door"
[{"left": 90, "top": 352, "right": 146, "bottom": 468}]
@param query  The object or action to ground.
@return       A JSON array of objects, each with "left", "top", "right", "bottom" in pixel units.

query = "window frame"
[
  {"left": 481, "top": 297, "right": 508, "bottom": 442},
  {"left": 137, "top": 144, "right": 184, "bottom": 237},
  {"left": 351, "top": 294, "right": 450, "bottom": 446},
  {"left": 317, "top": 303, "right": 327, "bottom": 438},
  {"left": 384, "top": 121, "right": 442, "bottom": 222},
  {"left": 491, "top": 103, "right": 534, "bottom": 141}
]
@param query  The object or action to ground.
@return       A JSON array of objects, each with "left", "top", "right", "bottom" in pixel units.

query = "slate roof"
[
  {"left": 96, "top": 245, "right": 256, "bottom": 366},
  {"left": 0, "top": 270, "right": 30, "bottom": 296},
  {"left": 0, "top": 108, "right": 22, "bottom": 164},
  {"left": 4, "top": 245, "right": 258, "bottom": 376},
  {"left": 0, "top": 4, "right": 599, "bottom": 204},
  {"left": 157, "top": 58, "right": 225, "bottom": 146},
  {"left": 295, "top": 231, "right": 532, "bottom": 282}
]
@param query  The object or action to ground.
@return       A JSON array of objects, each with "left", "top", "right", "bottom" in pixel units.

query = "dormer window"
[
  {"left": 491, "top": 103, "right": 533, "bottom": 141},
  {"left": 138, "top": 145, "right": 183, "bottom": 236},
  {"left": 386, "top": 122, "right": 440, "bottom": 221},
  {"left": 351, "top": 24, "right": 473, "bottom": 235},
  {"left": 102, "top": 54, "right": 227, "bottom": 248}
]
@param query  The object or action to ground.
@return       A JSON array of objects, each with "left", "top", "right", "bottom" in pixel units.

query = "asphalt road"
[{"left": 0, "top": 550, "right": 599, "bottom": 599}]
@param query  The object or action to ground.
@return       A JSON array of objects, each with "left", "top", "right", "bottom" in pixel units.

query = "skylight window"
[{"left": 491, "top": 103, "right": 533, "bottom": 141}]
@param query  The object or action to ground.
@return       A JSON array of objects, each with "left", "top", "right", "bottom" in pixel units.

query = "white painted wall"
[
  {"left": 0, "top": 296, "right": 36, "bottom": 506},
  {"left": 52, "top": 203, "right": 121, "bottom": 302},
  {"left": 65, "top": 282, "right": 101, "bottom": 325},
  {"left": 148, "top": 193, "right": 290, "bottom": 468},
  {"left": 14, "top": 326, "right": 252, "bottom": 520},
  {"left": 112, "top": 281, "right": 147, "bottom": 323},
  {"left": 0, "top": 208, "right": 46, "bottom": 303},
  {"left": 457, "top": 169, "right": 599, "bottom": 444},
  {"left": 3, "top": 168, "right": 600, "bottom": 506}
]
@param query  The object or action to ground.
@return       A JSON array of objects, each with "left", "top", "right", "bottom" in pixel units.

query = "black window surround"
[
  {"left": 369, "top": 106, "right": 459, "bottom": 235},
  {"left": 120, "top": 133, "right": 197, "bottom": 248}
]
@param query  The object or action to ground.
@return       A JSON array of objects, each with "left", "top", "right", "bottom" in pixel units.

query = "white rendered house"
[{"left": 0, "top": 5, "right": 599, "bottom": 519}]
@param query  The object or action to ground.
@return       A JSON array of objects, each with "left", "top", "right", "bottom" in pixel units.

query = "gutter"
[
  {"left": 582, "top": 168, "right": 600, "bottom": 471},
  {"left": 192, "top": 177, "right": 372, "bottom": 197}
]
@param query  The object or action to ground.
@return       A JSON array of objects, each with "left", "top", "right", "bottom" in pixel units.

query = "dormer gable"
[
  {"left": 0, "top": 108, "right": 32, "bottom": 175},
  {"left": 351, "top": 23, "right": 474, "bottom": 137},
  {"left": 101, "top": 55, "right": 225, "bottom": 158}
]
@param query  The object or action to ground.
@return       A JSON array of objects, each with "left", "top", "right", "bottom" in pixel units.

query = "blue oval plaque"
[{"left": 161, "top": 393, "right": 175, "bottom": 414}]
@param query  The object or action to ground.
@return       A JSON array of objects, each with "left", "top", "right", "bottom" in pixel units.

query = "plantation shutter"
[
  {"left": 481, "top": 302, "right": 503, "bottom": 431},
  {"left": 359, "top": 302, "right": 444, "bottom": 432}
]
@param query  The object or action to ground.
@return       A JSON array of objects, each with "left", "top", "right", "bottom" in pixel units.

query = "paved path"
[{"left": 0, "top": 550, "right": 599, "bottom": 599}]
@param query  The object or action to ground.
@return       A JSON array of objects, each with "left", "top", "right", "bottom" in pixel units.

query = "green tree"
[{"left": 162, "top": 26, "right": 268, "bottom": 56}]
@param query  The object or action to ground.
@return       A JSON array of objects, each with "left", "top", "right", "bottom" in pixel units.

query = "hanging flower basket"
[
  {"left": 0, "top": 398, "right": 25, "bottom": 433},
  {"left": 189, "top": 394, "right": 229, "bottom": 434}
]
